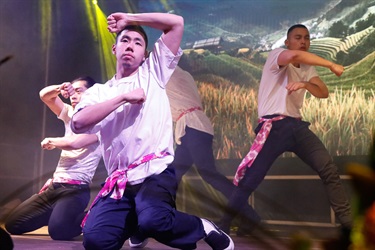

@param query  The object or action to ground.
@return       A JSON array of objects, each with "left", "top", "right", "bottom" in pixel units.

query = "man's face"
[
  {"left": 70, "top": 80, "right": 88, "bottom": 108},
  {"left": 112, "top": 30, "right": 146, "bottom": 70},
  {"left": 285, "top": 27, "right": 310, "bottom": 51}
]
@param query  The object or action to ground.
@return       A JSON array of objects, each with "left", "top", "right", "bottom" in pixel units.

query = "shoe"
[
  {"left": 129, "top": 236, "right": 149, "bottom": 248},
  {"left": 202, "top": 219, "right": 234, "bottom": 250}
]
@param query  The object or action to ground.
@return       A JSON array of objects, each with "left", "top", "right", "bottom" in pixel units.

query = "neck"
[{"left": 116, "top": 65, "right": 138, "bottom": 79}]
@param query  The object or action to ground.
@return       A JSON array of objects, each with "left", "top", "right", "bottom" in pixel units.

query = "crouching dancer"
[{"left": 71, "top": 12, "right": 234, "bottom": 250}]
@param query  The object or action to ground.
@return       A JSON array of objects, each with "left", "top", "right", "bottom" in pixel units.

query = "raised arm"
[
  {"left": 107, "top": 12, "right": 184, "bottom": 55},
  {"left": 277, "top": 50, "right": 344, "bottom": 77},
  {"left": 41, "top": 134, "right": 98, "bottom": 150},
  {"left": 71, "top": 88, "right": 146, "bottom": 134},
  {"left": 39, "top": 82, "right": 75, "bottom": 116}
]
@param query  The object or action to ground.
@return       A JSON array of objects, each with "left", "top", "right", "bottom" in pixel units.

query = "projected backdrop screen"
[
  {"left": 137, "top": 0, "right": 375, "bottom": 159},
  {"left": 0, "top": 0, "right": 374, "bottom": 162}
]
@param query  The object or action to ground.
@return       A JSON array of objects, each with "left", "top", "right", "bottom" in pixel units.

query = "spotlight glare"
[{"left": 92, "top": 0, "right": 97, "bottom": 5}]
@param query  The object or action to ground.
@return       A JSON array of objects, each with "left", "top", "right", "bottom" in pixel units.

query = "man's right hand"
[
  {"left": 107, "top": 13, "right": 130, "bottom": 33},
  {"left": 59, "top": 82, "right": 75, "bottom": 99},
  {"left": 124, "top": 88, "right": 146, "bottom": 104}
]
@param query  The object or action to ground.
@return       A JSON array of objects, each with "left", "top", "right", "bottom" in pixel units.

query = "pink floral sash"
[
  {"left": 176, "top": 106, "right": 202, "bottom": 121},
  {"left": 233, "top": 115, "right": 286, "bottom": 186},
  {"left": 81, "top": 151, "right": 170, "bottom": 227}
]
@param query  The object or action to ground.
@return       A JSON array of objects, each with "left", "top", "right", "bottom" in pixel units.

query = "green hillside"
[
  {"left": 310, "top": 26, "right": 375, "bottom": 61},
  {"left": 182, "top": 21, "right": 374, "bottom": 93},
  {"left": 182, "top": 31, "right": 374, "bottom": 159},
  {"left": 319, "top": 51, "right": 375, "bottom": 94}
]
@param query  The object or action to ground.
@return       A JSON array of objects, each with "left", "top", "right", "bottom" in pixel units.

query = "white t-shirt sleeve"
[{"left": 147, "top": 37, "right": 183, "bottom": 88}]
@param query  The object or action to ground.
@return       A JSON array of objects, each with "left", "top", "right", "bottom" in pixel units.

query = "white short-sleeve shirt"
[
  {"left": 75, "top": 38, "right": 183, "bottom": 185},
  {"left": 166, "top": 67, "right": 214, "bottom": 144},
  {"left": 257, "top": 48, "right": 318, "bottom": 118},
  {"left": 53, "top": 103, "right": 101, "bottom": 183}
]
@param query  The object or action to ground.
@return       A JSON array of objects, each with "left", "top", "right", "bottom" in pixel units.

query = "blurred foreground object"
[{"left": 346, "top": 134, "right": 375, "bottom": 250}]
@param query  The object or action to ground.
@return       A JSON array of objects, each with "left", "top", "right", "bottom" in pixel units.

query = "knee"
[
  {"left": 83, "top": 233, "right": 102, "bottom": 250},
  {"left": 138, "top": 207, "right": 173, "bottom": 234},
  {"left": 83, "top": 232, "right": 122, "bottom": 250},
  {"left": 319, "top": 163, "right": 341, "bottom": 188},
  {"left": 4, "top": 222, "right": 23, "bottom": 235},
  {"left": 49, "top": 226, "right": 80, "bottom": 241},
  {"left": 82, "top": 228, "right": 129, "bottom": 250},
  {"left": 318, "top": 161, "right": 340, "bottom": 183}
]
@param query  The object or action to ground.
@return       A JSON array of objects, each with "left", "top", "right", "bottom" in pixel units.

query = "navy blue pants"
[
  {"left": 5, "top": 182, "right": 90, "bottom": 240},
  {"left": 82, "top": 167, "right": 205, "bottom": 250},
  {"left": 173, "top": 126, "right": 235, "bottom": 198},
  {"left": 223, "top": 116, "right": 352, "bottom": 228}
]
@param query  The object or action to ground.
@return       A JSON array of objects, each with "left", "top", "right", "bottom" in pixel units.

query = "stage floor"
[{"left": 7, "top": 225, "right": 336, "bottom": 250}]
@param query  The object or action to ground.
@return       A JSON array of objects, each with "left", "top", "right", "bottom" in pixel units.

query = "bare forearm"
[
  {"left": 42, "top": 134, "right": 98, "bottom": 150},
  {"left": 108, "top": 12, "right": 183, "bottom": 54},
  {"left": 280, "top": 50, "right": 331, "bottom": 68},
  {"left": 279, "top": 50, "right": 344, "bottom": 77},
  {"left": 39, "top": 85, "right": 60, "bottom": 102},
  {"left": 293, "top": 51, "right": 332, "bottom": 68},
  {"left": 287, "top": 77, "right": 329, "bottom": 98},
  {"left": 126, "top": 13, "right": 183, "bottom": 32},
  {"left": 72, "top": 88, "right": 146, "bottom": 133},
  {"left": 39, "top": 84, "right": 66, "bottom": 116},
  {"left": 71, "top": 95, "right": 127, "bottom": 133},
  {"left": 304, "top": 81, "right": 328, "bottom": 98},
  {"left": 42, "top": 137, "right": 77, "bottom": 150}
]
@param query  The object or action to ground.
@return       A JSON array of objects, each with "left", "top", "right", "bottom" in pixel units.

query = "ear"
[
  {"left": 284, "top": 39, "right": 289, "bottom": 47},
  {"left": 112, "top": 44, "right": 116, "bottom": 55}
]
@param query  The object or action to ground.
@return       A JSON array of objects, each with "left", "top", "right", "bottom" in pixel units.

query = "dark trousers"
[
  {"left": 173, "top": 126, "right": 234, "bottom": 198},
  {"left": 5, "top": 182, "right": 90, "bottom": 240},
  {"left": 174, "top": 127, "right": 261, "bottom": 226},
  {"left": 82, "top": 167, "right": 205, "bottom": 250},
  {"left": 223, "top": 117, "right": 352, "bottom": 228}
]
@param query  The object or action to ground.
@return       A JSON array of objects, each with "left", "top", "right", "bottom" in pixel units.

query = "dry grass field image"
[{"left": 181, "top": 28, "right": 375, "bottom": 159}]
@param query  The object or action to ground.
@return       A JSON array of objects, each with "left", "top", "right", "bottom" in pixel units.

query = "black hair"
[
  {"left": 116, "top": 25, "right": 148, "bottom": 49},
  {"left": 287, "top": 24, "right": 308, "bottom": 38},
  {"left": 71, "top": 76, "right": 96, "bottom": 88}
]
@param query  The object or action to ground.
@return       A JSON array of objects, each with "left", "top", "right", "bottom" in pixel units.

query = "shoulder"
[
  {"left": 264, "top": 48, "right": 286, "bottom": 70},
  {"left": 269, "top": 48, "right": 286, "bottom": 58},
  {"left": 58, "top": 103, "right": 73, "bottom": 122}
]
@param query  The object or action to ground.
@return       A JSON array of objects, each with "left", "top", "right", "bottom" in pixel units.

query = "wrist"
[{"left": 328, "top": 63, "right": 335, "bottom": 70}]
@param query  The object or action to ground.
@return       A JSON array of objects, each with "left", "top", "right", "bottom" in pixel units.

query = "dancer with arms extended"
[
  {"left": 71, "top": 12, "right": 234, "bottom": 250},
  {"left": 220, "top": 24, "right": 352, "bottom": 240}
]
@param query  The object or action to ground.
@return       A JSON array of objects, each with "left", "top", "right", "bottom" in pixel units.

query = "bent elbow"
[
  {"left": 318, "top": 92, "right": 329, "bottom": 99},
  {"left": 71, "top": 116, "right": 85, "bottom": 134},
  {"left": 177, "top": 15, "right": 184, "bottom": 27},
  {"left": 39, "top": 91, "right": 47, "bottom": 101},
  {"left": 322, "top": 88, "right": 329, "bottom": 98}
]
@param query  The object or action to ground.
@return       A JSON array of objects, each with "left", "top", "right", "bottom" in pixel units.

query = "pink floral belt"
[
  {"left": 81, "top": 151, "right": 170, "bottom": 227},
  {"left": 233, "top": 115, "right": 286, "bottom": 186}
]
